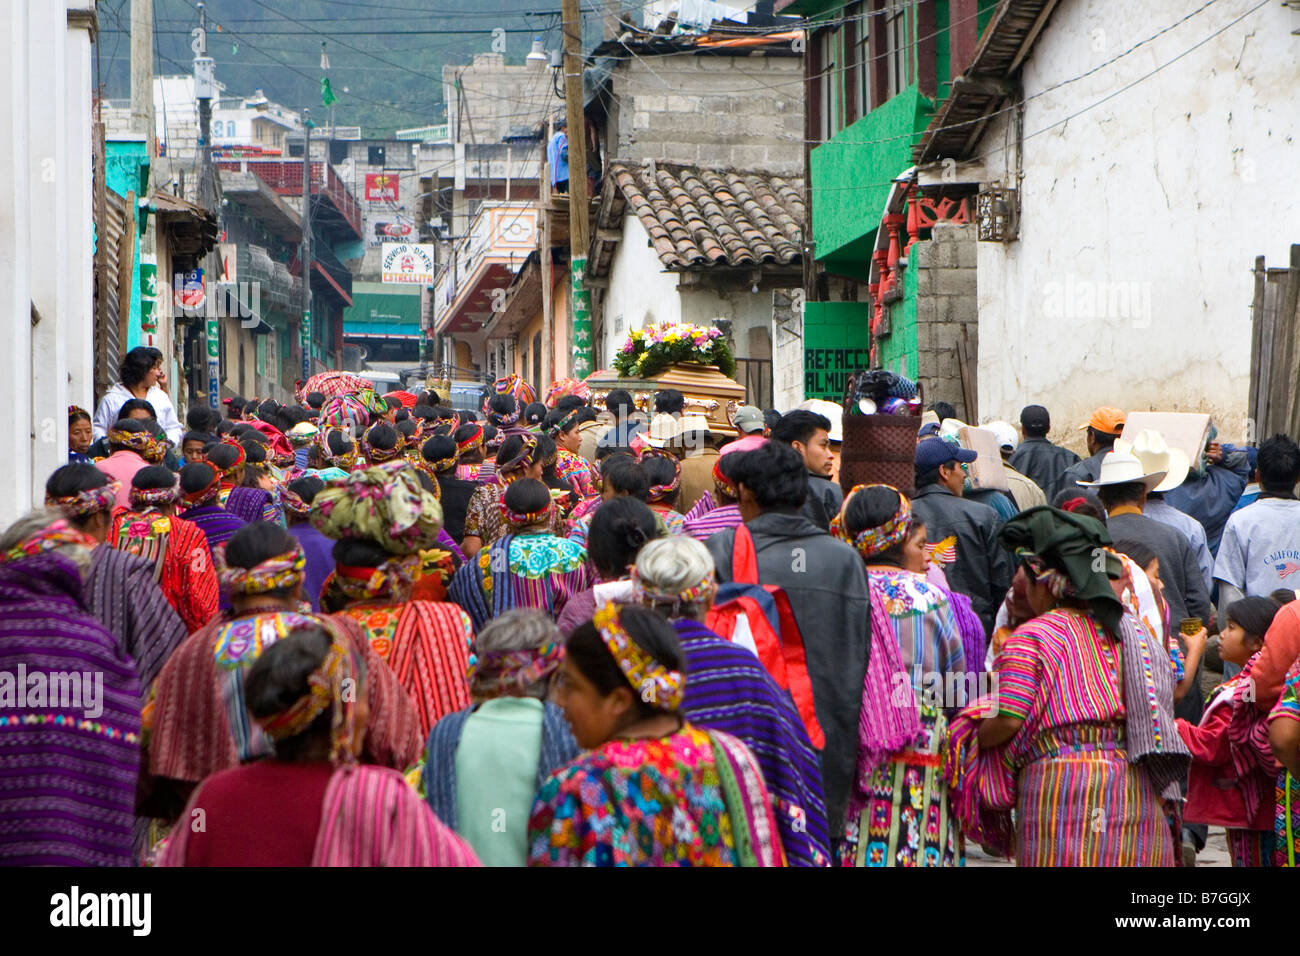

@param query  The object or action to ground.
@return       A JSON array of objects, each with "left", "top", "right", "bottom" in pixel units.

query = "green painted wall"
[
  {"left": 811, "top": 85, "right": 933, "bottom": 279},
  {"left": 106, "top": 140, "right": 150, "bottom": 351},
  {"left": 879, "top": 252, "right": 919, "bottom": 380},
  {"left": 803, "top": 301, "right": 873, "bottom": 400}
]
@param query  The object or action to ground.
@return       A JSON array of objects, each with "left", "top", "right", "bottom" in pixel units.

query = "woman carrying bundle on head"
[
  {"left": 832, "top": 484, "right": 968, "bottom": 867},
  {"left": 460, "top": 434, "right": 567, "bottom": 559},
  {"left": 424, "top": 610, "right": 580, "bottom": 866},
  {"left": 632, "top": 535, "right": 831, "bottom": 866},
  {"left": 109, "top": 466, "right": 219, "bottom": 634},
  {"left": 312, "top": 463, "right": 476, "bottom": 737},
  {"left": 144, "top": 522, "right": 423, "bottom": 850},
  {"left": 159, "top": 624, "right": 479, "bottom": 867},
  {"left": 451, "top": 478, "right": 592, "bottom": 632},
  {"left": 527, "top": 603, "right": 786, "bottom": 866}
]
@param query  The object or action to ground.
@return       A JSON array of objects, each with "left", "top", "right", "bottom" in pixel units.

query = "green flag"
[{"left": 321, "top": 77, "right": 337, "bottom": 107}]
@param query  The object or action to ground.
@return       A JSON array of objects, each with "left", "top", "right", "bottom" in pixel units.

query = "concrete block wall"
[
  {"left": 913, "top": 222, "right": 978, "bottom": 421},
  {"left": 614, "top": 53, "right": 804, "bottom": 175},
  {"left": 772, "top": 289, "right": 803, "bottom": 411}
]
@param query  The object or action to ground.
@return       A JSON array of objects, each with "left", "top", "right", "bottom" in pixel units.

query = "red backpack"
[{"left": 705, "top": 524, "right": 826, "bottom": 749}]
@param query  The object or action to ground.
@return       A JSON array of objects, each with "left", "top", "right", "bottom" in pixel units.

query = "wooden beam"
[
  {"left": 596, "top": 227, "right": 622, "bottom": 242},
  {"left": 1009, "top": 0, "right": 1061, "bottom": 73}
]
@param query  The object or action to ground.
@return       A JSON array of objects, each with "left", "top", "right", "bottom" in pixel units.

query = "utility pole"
[
  {"left": 130, "top": 0, "right": 154, "bottom": 161},
  {"left": 561, "top": 0, "right": 593, "bottom": 379},
  {"left": 193, "top": 2, "right": 221, "bottom": 409},
  {"left": 301, "top": 109, "right": 313, "bottom": 384}
]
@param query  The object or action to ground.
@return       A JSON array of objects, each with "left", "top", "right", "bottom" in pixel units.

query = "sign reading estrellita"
[{"left": 381, "top": 243, "right": 436, "bottom": 285}]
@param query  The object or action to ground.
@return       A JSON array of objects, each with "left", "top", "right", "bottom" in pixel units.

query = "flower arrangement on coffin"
[{"left": 612, "top": 322, "right": 737, "bottom": 379}]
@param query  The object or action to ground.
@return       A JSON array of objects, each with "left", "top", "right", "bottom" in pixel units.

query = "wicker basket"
[{"left": 839, "top": 413, "right": 920, "bottom": 495}]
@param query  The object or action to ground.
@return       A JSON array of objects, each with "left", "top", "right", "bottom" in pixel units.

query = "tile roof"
[{"left": 607, "top": 162, "right": 806, "bottom": 271}]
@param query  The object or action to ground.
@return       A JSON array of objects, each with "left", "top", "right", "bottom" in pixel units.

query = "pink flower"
[{"left": 128, "top": 521, "right": 149, "bottom": 536}]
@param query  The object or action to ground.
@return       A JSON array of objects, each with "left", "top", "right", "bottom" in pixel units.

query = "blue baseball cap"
[{"left": 915, "top": 436, "right": 978, "bottom": 472}]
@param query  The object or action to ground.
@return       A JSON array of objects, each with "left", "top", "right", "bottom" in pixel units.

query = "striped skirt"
[
  {"left": 1015, "top": 724, "right": 1176, "bottom": 867},
  {"left": 1226, "top": 828, "right": 1274, "bottom": 867}
]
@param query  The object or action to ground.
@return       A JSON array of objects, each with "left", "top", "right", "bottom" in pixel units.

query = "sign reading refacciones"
[{"left": 381, "top": 243, "right": 436, "bottom": 285}]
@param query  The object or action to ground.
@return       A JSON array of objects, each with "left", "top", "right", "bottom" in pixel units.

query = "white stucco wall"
[
  {"left": 600, "top": 214, "right": 681, "bottom": 367},
  {"left": 974, "top": 0, "right": 1300, "bottom": 451}
]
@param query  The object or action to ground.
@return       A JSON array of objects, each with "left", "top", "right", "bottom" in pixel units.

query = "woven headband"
[
  {"left": 214, "top": 542, "right": 306, "bottom": 596},
  {"left": 216, "top": 437, "right": 248, "bottom": 477},
  {"left": 638, "top": 448, "right": 681, "bottom": 502},
  {"left": 253, "top": 639, "right": 360, "bottom": 765},
  {"left": 325, "top": 556, "right": 419, "bottom": 604},
  {"left": 711, "top": 456, "right": 738, "bottom": 499},
  {"left": 279, "top": 486, "right": 312, "bottom": 518},
  {"left": 593, "top": 601, "right": 684, "bottom": 711},
  {"left": 319, "top": 430, "right": 358, "bottom": 471},
  {"left": 832, "top": 484, "right": 914, "bottom": 560},
  {"left": 466, "top": 640, "right": 563, "bottom": 699},
  {"left": 109, "top": 428, "right": 166, "bottom": 464},
  {"left": 500, "top": 493, "right": 553, "bottom": 529},
  {"left": 1017, "top": 548, "right": 1074, "bottom": 599},
  {"left": 129, "top": 484, "right": 180, "bottom": 508},
  {"left": 181, "top": 468, "right": 223, "bottom": 506},
  {"left": 46, "top": 481, "right": 120, "bottom": 519},
  {"left": 2, "top": 520, "right": 100, "bottom": 564},
  {"left": 550, "top": 409, "right": 581, "bottom": 437},
  {"left": 456, "top": 424, "right": 484, "bottom": 454},
  {"left": 631, "top": 568, "right": 716, "bottom": 611},
  {"left": 498, "top": 435, "right": 539, "bottom": 475}
]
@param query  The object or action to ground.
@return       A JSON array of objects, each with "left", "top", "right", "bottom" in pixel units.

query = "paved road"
[{"left": 966, "top": 827, "right": 1232, "bottom": 867}]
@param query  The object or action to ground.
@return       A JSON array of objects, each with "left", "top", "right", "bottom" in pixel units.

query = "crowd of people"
[{"left": 5, "top": 343, "right": 1300, "bottom": 867}]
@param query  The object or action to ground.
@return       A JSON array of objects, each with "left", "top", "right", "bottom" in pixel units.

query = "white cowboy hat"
[
  {"left": 984, "top": 420, "right": 1019, "bottom": 452},
  {"left": 1115, "top": 430, "right": 1190, "bottom": 494},
  {"left": 673, "top": 413, "right": 712, "bottom": 439},
  {"left": 644, "top": 413, "right": 678, "bottom": 448},
  {"left": 1076, "top": 450, "right": 1167, "bottom": 491},
  {"left": 797, "top": 399, "right": 843, "bottom": 442}
]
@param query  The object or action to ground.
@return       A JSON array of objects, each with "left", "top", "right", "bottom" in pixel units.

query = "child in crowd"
[{"left": 1177, "top": 596, "right": 1283, "bottom": 866}]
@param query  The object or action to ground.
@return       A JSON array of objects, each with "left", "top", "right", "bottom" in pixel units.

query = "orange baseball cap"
[{"left": 1079, "top": 406, "right": 1125, "bottom": 436}]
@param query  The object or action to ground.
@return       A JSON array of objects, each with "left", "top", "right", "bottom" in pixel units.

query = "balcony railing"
[{"left": 217, "top": 159, "right": 363, "bottom": 240}]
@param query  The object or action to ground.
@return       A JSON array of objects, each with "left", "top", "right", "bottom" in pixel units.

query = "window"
[
  {"left": 368, "top": 145, "right": 386, "bottom": 166},
  {"left": 853, "top": 3, "right": 872, "bottom": 116},
  {"left": 886, "top": 2, "right": 912, "bottom": 101},
  {"left": 532, "top": 331, "right": 542, "bottom": 393},
  {"left": 815, "top": 29, "right": 837, "bottom": 144}
]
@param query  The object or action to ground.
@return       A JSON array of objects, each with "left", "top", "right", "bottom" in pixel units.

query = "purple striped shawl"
[
  {"left": 0, "top": 553, "right": 141, "bottom": 866},
  {"left": 85, "top": 545, "right": 187, "bottom": 693},
  {"left": 674, "top": 619, "right": 831, "bottom": 867}
]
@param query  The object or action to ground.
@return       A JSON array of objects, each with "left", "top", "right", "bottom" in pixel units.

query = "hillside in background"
[{"left": 96, "top": 0, "right": 571, "bottom": 137}]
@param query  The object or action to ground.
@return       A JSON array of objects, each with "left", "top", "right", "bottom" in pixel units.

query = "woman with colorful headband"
[
  {"left": 109, "top": 466, "right": 219, "bottom": 634},
  {"left": 632, "top": 536, "right": 831, "bottom": 866},
  {"left": 453, "top": 421, "right": 487, "bottom": 482},
  {"left": 548, "top": 406, "right": 598, "bottom": 498},
  {"left": 144, "top": 522, "right": 423, "bottom": 849},
  {"left": 451, "top": 478, "right": 592, "bottom": 633},
  {"left": 308, "top": 428, "right": 358, "bottom": 480},
  {"left": 204, "top": 441, "right": 282, "bottom": 526},
  {"left": 528, "top": 603, "right": 785, "bottom": 866},
  {"left": 535, "top": 433, "right": 581, "bottom": 520},
  {"left": 830, "top": 484, "right": 968, "bottom": 867},
  {"left": 0, "top": 509, "right": 143, "bottom": 866},
  {"left": 360, "top": 421, "right": 405, "bottom": 466},
  {"left": 425, "top": 434, "right": 475, "bottom": 544},
  {"left": 638, "top": 448, "right": 688, "bottom": 534},
  {"left": 312, "top": 462, "right": 475, "bottom": 737},
  {"left": 160, "top": 625, "right": 480, "bottom": 867},
  {"left": 556, "top": 497, "right": 660, "bottom": 639},
  {"left": 96, "top": 418, "right": 165, "bottom": 509},
  {"left": 177, "top": 461, "right": 248, "bottom": 561},
  {"left": 461, "top": 434, "right": 567, "bottom": 559},
  {"left": 282, "top": 475, "right": 335, "bottom": 612},
  {"left": 44, "top": 464, "right": 187, "bottom": 695},
  {"left": 424, "top": 610, "right": 580, "bottom": 866},
  {"left": 946, "top": 506, "right": 1190, "bottom": 866}
]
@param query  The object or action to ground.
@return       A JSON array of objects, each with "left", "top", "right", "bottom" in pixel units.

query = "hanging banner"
[
  {"left": 365, "top": 173, "right": 399, "bottom": 202},
  {"left": 206, "top": 315, "right": 221, "bottom": 410},
  {"left": 301, "top": 310, "right": 312, "bottom": 381},
  {"left": 571, "top": 256, "right": 593, "bottom": 379},
  {"left": 139, "top": 255, "right": 158, "bottom": 332},
  {"left": 381, "top": 243, "right": 436, "bottom": 285}
]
